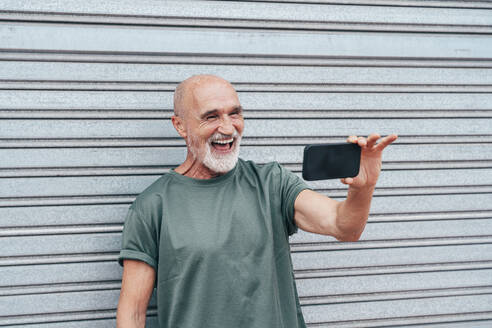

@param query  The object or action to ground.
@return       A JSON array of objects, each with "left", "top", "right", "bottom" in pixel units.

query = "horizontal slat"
[
  {"left": 3, "top": 62, "right": 492, "bottom": 85},
  {"left": 368, "top": 210, "right": 492, "bottom": 223},
  {"left": 0, "top": 204, "right": 129, "bottom": 227},
  {"left": 0, "top": 311, "right": 158, "bottom": 328},
  {"left": 292, "top": 244, "right": 492, "bottom": 270},
  {"left": 0, "top": 316, "right": 119, "bottom": 328},
  {"left": 1, "top": 23, "right": 491, "bottom": 59},
  {"left": 0, "top": 289, "right": 129, "bottom": 317},
  {"left": 292, "top": 218, "right": 492, "bottom": 243},
  {"left": 31, "top": 317, "right": 159, "bottom": 328},
  {"left": 307, "top": 312, "right": 492, "bottom": 328},
  {"left": 0, "top": 261, "right": 122, "bottom": 287},
  {"left": 301, "top": 294, "right": 492, "bottom": 324},
  {"left": 0, "top": 195, "right": 134, "bottom": 207},
  {"left": 0, "top": 175, "right": 158, "bottom": 198},
  {"left": 297, "top": 270, "right": 492, "bottom": 297},
  {"left": 0, "top": 281, "right": 121, "bottom": 297},
  {"left": 2, "top": 119, "right": 491, "bottom": 138},
  {"left": 2, "top": 168, "right": 492, "bottom": 198},
  {"left": 4, "top": 13, "right": 492, "bottom": 34},
  {"left": 234, "top": 0, "right": 492, "bottom": 9},
  {"left": 291, "top": 236, "right": 492, "bottom": 252},
  {"left": 2, "top": 51, "right": 492, "bottom": 68},
  {"left": 3, "top": 91, "right": 492, "bottom": 111},
  {"left": 3, "top": 81, "right": 492, "bottom": 92},
  {"left": 301, "top": 286, "right": 492, "bottom": 306},
  {"left": 316, "top": 186, "right": 492, "bottom": 197},
  {"left": 0, "top": 224, "right": 122, "bottom": 237},
  {"left": 0, "top": 233, "right": 122, "bottom": 257},
  {"left": 0, "top": 253, "right": 119, "bottom": 267},
  {"left": 0, "top": 90, "right": 170, "bottom": 110},
  {"left": 1, "top": 0, "right": 491, "bottom": 32},
  {"left": 296, "top": 260, "right": 492, "bottom": 279}
]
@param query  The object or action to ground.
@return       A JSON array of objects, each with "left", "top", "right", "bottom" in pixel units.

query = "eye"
[{"left": 206, "top": 115, "right": 218, "bottom": 121}]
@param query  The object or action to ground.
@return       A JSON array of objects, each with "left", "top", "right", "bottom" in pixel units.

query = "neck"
[{"left": 174, "top": 154, "right": 223, "bottom": 179}]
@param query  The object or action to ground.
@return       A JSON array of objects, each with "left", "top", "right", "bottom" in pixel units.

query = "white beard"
[{"left": 188, "top": 130, "right": 241, "bottom": 174}]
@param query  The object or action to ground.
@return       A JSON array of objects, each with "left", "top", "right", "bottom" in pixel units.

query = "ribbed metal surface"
[{"left": 1, "top": 0, "right": 491, "bottom": 326}]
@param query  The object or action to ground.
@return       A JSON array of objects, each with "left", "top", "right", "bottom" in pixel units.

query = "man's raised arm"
[{"left": 293, "top": 133, "right": 398, "bottom": 241}]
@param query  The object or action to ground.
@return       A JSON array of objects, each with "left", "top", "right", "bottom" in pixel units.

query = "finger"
[
  {"left": 357, "top": 136, "right": 367, "bottom": 147},
  {"left": 366, "top": 133, "right": 381, "bottom": 148},
  {"left": 347, "top": 135, "right": 358, "bottom": 143},
  {"left": 374, "top": 134, "right": 398, "bottom": 151}
]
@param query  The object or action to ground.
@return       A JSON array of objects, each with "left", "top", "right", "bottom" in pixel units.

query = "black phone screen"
[{"left": 302, "top": 143, "right": 361, "bottom": 181}]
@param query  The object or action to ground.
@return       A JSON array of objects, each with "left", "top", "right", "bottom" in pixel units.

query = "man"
[{"left": 117, "top": 74, "right": 398, "bottom": 327}]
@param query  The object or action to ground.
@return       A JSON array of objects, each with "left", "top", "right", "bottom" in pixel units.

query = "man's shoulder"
[
  {"left": 238, "top": 158, "right": 282, "bottom": 173},
  {"left": 237, "top": 158, "right": 287, "bottom": 183},
  {"left": 131, "top": 172, "right": 174, "bottom": 212},
  {"left": 239, "top": 158, "right": 280, "bottom": 171}
]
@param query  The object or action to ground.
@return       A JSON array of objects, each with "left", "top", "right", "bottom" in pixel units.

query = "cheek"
[
  {"left": 234, "top": 120, "right": 245, "bottom": 134},
  {"left": 200, "top": 125, "right": 219, "bottom": 140}
]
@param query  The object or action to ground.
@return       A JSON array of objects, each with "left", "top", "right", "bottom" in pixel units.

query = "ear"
[{"left": 171, "top": 115, "right": 187, "bottom": 139}]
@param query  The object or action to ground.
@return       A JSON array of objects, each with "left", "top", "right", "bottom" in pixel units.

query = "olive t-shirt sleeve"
[
  {"left": 118, "top": 205, "right": 158, "bottom": 270},
  {"left": 276, "top": 163, "right": 311, "bottom": 236}
]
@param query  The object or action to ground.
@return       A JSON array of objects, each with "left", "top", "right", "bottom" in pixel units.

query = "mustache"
[{"left": 208, "top": 130, "right": 240, "bottom": 142}]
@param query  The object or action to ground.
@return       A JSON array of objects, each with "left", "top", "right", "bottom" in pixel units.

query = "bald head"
[{"left": 173, "top": 74, "right": 236, "bottom": 118}]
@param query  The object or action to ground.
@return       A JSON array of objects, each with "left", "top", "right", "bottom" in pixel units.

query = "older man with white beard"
[{"left": 116, "top": 75, "right": 397, "bottom": 328}]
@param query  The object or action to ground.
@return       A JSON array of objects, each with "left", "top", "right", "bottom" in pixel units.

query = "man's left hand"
[{"left": 341, "top": 133, "right": 398, "bottom": 188}]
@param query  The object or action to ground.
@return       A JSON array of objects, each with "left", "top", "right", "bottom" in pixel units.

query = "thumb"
[{"left": 340, "top": 177, "right": 353, "bottom": 184}]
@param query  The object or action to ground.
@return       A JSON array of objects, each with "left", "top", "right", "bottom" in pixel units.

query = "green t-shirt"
[{"left": 119, "top": 158, "right": 310, "bottom": 327}]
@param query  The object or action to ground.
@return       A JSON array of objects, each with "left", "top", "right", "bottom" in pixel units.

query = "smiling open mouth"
[{"left": 211, "top": 138, "right": 234, "bottom": 151}]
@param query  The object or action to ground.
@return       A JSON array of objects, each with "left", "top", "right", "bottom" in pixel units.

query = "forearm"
[
  {"left": 116, "top": 304, "right": 146, "bottom": 328},
  {"left": 335, "top": 184, "right": 376, "bottom": 241}
]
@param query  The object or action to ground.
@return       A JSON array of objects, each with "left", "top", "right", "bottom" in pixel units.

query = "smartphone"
[{"left": 302, "top": 143, "right": 361, "bottom": 181}]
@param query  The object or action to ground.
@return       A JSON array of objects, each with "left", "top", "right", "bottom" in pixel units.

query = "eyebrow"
[
  {"left": 200, "top": 109, "right": 219, "bottom": 120},
  {"left": 200, "top": 106, "right": 243, "bottom": 119}
]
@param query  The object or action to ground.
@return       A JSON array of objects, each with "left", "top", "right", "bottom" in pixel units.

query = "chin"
[
  {"left": 204, "top": 150, "right": 239, "bottom": 173},
  {"left": 204, "top": 141, "right": 241, "bottom": 173}
]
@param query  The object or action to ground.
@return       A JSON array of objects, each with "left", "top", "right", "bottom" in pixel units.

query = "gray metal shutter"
[{"left": 1, "top": 0, "right": 491, "bottom": 326}]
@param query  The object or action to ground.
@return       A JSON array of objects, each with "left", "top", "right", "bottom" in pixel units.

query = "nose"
[{"left": 218, "top": 115, "right": 234, "bottom": 135}]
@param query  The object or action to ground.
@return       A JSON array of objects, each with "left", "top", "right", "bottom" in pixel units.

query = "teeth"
[{"left": 213, "top": 139, "right": 233, "bottom": 144}]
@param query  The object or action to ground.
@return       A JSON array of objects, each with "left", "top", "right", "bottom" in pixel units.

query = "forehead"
[{"left": 191, "top": 81, "right": 240, "bottom": 113}]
